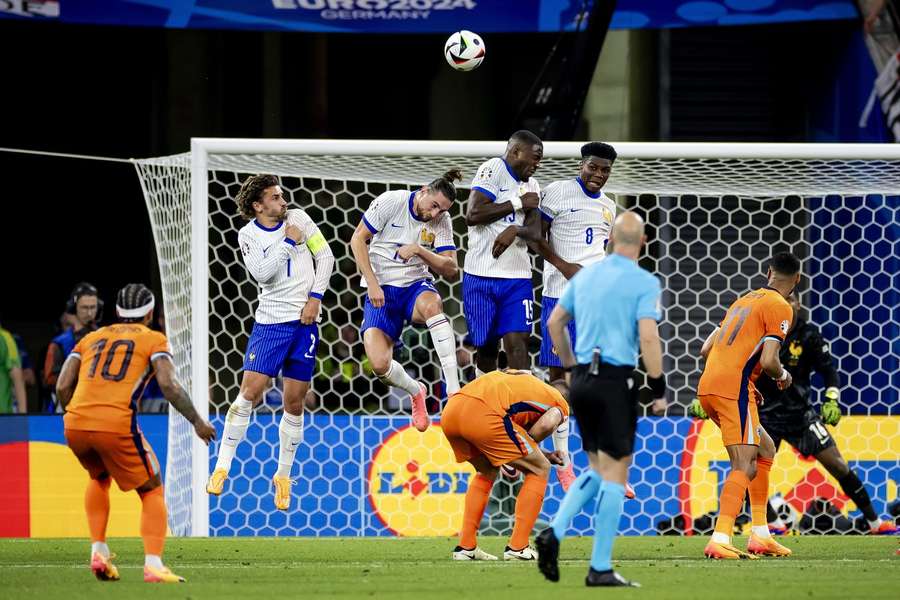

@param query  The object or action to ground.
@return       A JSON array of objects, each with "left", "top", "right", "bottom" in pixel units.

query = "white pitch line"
[{"left": 0, "top": 558, "right": 894, "bottom": 569}]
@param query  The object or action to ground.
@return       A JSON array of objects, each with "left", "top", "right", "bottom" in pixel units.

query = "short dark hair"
[
  {"left": 769, "top": 251, "right": 801, "bottom": 276},
  {"left": 509, "top": 129, "right": 543, "bottom": 148},
  {"left": 116, "top": 283, "right": 155, "bottom": 323},
  {"left": 581, "top": 141, "right": 617, "bottom": 163},
  {"left": 427, "top": 169, "right": 463, "bottom": 202},
  {"left": 236, "top": 174, "right": 279, "bottom": 220}
]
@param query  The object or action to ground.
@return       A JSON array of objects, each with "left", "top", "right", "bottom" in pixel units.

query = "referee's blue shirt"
[{"left": 558, "top": 253, "right": 662, "bottom": 368}]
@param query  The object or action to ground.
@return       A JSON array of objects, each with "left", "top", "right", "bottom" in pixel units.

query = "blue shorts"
[
  {"left": 462, "top": 273, "right": 533, "bottom": 348},
  {"left": 539, "top": 296, "right": 577, "bottom": 368},
  {"left": 243, "top": 320, "right": 320, "bottom": 382},
  {"left": 361, "top": 279, "right": 438, "bottom": 341}
]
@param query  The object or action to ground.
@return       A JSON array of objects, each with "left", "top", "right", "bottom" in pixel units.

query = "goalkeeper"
[{"left": 690, "top": 293, "right": 897, "bottom": 535}]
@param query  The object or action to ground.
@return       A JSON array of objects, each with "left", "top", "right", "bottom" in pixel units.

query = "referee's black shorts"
[{"left": 569, "top": 363, "right": 638, "bottom": 459}]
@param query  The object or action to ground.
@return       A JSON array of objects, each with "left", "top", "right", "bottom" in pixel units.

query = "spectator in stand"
[
  {"left": 12, "top": 332, "right": 36, "bottom": 411},
  {"left": 0, "top": 316, "right": 27, "bottom": 413},
  {"left": 44, "top": 282, "right": 102, "bottom": 411}
]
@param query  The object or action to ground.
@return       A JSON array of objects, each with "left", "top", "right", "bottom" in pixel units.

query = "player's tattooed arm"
[
  {"left": 465, "top": 189, "right": 518, "bottom": 225},
  {"left": 55, "top": 354, "right": 81, "bottom": 410},
  {"left": 153, "top": 356, "right": 216, "bottom": 444},
  {"left": 527, "top": 221, "right": 581, "bottom": 279}
]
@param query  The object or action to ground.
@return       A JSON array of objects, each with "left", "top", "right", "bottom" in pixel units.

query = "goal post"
[{"left": 135, "top": 140, "right": 900, "bottom": 538}]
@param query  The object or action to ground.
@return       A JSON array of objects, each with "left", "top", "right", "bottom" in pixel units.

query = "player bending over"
[
  {"left": 441, "top": 369, "right": 569, "bottom": 560},
  {"left": 350, "top": 170, "right": 462, "bottom": 431},
  {"left": 695, "top": 252, "right": 800, "bottom": 559},
  {"left": 208, "top": 174, "right": 335, "bottom": 510},
  {"left": 58, "top": 284, "right": 216, "bottom": 583}
]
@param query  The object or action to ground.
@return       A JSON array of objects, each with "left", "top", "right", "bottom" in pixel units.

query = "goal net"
[{"left": 133, "top": 140, "right": 900, "bottom": 538}]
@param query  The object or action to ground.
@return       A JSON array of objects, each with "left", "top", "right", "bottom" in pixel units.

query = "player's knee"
[
  {"left": 419, "top": 298, "right": 444, "bottom": 320},
  {"left": 369, "top": 354, "right": 391, "bottom": 376},
  {"left": 744, "top": 460, "right": 758, "bottom": 481},
  {"left": 136, "top": 474, "right": 162, "bottom": 497},
  {"left": 282, "top": 394, "right": 304, "bottom": 416}
]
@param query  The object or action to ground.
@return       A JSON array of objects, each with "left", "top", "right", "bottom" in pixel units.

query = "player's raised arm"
[
  {"left": 55, "top": 353, "right": 81, "bottom": 410},
  {"left": 152, "top": 355, "right": 216, "bottom": 444}
]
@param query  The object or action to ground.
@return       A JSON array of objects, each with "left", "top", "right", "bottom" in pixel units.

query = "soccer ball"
[{"left": 444, "top": 30, "right": 485, "bottom": 72}]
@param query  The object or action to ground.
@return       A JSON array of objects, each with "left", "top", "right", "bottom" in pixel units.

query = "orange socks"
[
  {"left": 139, "top": 486, "right": 168, "bottom": 556},
  {"left": 749, "top": 457, "right": 773, "bottom": 527},
  {"left": 85, "top": 477, "right": 111, "bottom": 543},
  {"left": 509, "top": 473, "right": 548, "bottom": 551},
  {"left": 714, "top": 470, "right": 750, "bottom": 537},
  {"left": 459, "top": 474, "right": 494, "bottom": 549}
]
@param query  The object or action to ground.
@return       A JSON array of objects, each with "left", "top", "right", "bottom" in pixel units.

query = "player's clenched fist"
[{"left": 284, "top": 224, "right": 302, "bottom": 242}]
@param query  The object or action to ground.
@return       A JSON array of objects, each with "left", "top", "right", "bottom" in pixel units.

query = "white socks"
[
  {"left": 276, "top": 412, "right": 304, "bottom": 478},
  {"left": 711, "top": 532, "right": 730, "bottom": 544},
  {"left": 145, "top": 554, "right": 163, "bottom": 569},
  {"left": 551, "top": 415, "right": 570, "bottom": 467},
  {"left": 91, "top": 541, "right": 109, "bottom": 558},
  {"left": 426, "top": 313, "right": 460, "bottom": 394},
  {"left": 214, "top": 395, "right": 253, "bottom": 473},
  {"left": 751, "top": 525, "right": 771, "bottom": 539},
  {"left": 379, "top": 360, "right": 421, "bottom": 396}
]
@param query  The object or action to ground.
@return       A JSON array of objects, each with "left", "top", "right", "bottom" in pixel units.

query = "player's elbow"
[{"left": 443, "top": 263, "right": 460, "bottom": 281}]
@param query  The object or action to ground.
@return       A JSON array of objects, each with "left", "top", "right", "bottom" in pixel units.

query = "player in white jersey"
[
  {"left": 350, "top": 170, "right": 462, "bottom": 432},
  {"left": 535, "top": 142, "right": 617, "bottom": 391},
  {"left": 463, "top": 130, "right": 543, "bottom": 373},
  {"left": 207, "top": 174, "right": 335, "bottom": 511}
]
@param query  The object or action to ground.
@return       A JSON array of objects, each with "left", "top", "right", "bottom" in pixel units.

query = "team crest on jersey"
[
  {"left": 780, "top": 320, "right": 790, "bottom": 335},
  {"left": 419, "top": 228, "right": 435, "bottom": 247},
  {"left": 601, "top": 207, "right": 614, "bottom": 225},
  {"left": 788, "top": 341, "right": 803, "bottom": 366},
  {"left": 248, "top": 353, "right": 256, "bottom": 362}
]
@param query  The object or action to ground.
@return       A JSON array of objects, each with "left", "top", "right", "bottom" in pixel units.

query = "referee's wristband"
[{"left": 647, "top": 374, "right": 667, "bottom": 398}]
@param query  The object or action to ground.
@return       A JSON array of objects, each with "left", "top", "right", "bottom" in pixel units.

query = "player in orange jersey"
[
  {"left": 695, "top": 252, "right": 800, "bottom": 559},
  {"left": 57, "top": 284, "right": 216, "bottom": 583},
  {"left": 441, "top": 369, "right": 569, "bottom": 561}
]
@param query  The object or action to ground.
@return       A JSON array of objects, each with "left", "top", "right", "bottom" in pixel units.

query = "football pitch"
[{"left": 1, "top": 536, "right": 897, "bottom": 599}]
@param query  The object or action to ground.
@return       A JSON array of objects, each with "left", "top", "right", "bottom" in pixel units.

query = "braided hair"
[{"left": 116, "top": 283, "right": 155, "bottom": 323}]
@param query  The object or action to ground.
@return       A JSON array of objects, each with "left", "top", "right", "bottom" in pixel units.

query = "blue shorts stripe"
[
  {"left": 243, "top": 321, "right": 319, "bottom": 382},
  {"left": 361, "top": 279, "right": 438, "bottom": 341},
  {"left": 539, "top": 296, "right": 576, "bottom": 367},
  {"left": 463, "top": 273, "right": 532, "bottom": 348}
]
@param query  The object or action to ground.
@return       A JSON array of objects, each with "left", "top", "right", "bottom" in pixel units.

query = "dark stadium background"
[{"left": 0, "top": 16, "right": 878, "bottom": 385}]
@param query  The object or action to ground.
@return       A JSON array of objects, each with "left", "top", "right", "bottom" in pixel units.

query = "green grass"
[{"left": 1, "top": 536, "right": 897, "bottom": 599}]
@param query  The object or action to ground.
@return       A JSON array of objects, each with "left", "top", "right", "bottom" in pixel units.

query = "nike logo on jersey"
[
  {"left": 569, "top": 208, "right": 582, "bottom": 213},
  {"left": 262, "top": 245, "right": 272, "bottom": 256},
  {"left": 390, "top": 223, "right": 403, "bottom": 228},
  {"left": 499, "top": 187, "right": 510, "bottom": 193}
]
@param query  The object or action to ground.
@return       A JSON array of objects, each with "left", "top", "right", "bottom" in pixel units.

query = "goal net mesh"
[{"left": 134, "top": 146, "right": 900, "bottom": 538}]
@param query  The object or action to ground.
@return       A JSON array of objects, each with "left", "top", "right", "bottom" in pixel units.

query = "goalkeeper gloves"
[
  {"left": 688, "top": 398, "right": 708, "bottom": 419},
  {"left": 820, "top": 387, "right": 841, "bottom": 426}
]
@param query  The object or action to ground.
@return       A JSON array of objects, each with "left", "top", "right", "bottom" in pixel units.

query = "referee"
[{"left": 535, "top": 212, "right": 666, "bottom": 588}]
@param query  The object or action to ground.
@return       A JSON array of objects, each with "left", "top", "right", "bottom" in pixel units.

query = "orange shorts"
[
  {"left": 698, "top": 393, "right": 761, "bottom": 447},
  {"left": 440, "top": 393, "right": 537, "bottom": 467},
  {"left": 64, "top": 429, "right": 161, "bottom": 491}
]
